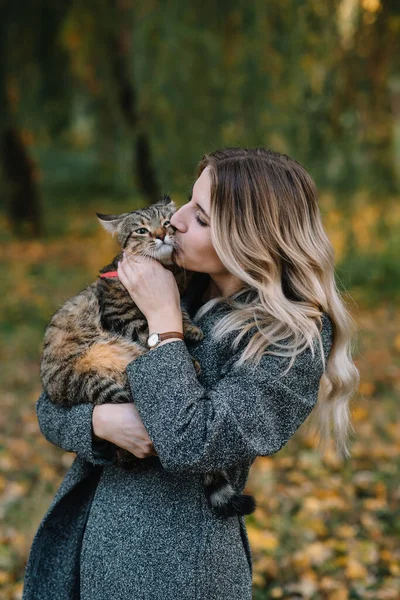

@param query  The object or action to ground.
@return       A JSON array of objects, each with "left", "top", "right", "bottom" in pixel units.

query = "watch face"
[{"left": 148, "top": 333, "right": 159, "bottom": 347}]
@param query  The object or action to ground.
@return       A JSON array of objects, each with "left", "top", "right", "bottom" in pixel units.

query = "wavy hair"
[{"left": 190, "top": 147, "right": 359, "bottom": 460}]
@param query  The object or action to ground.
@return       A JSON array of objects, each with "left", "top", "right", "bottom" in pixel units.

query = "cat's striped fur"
[{"left": 40, "top": 195, "right": 256, "bottom": 517}]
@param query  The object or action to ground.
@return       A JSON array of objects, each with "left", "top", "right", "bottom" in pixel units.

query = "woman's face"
[{"left": 170, "top": 166, "right": 225, "bottom": 275}]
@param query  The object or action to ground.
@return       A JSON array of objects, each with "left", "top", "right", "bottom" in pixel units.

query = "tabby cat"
[{"left": 40, "top": 195, "right": 256, "bottom": 517}]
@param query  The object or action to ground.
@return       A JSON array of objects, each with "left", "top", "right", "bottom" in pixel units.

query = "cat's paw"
[
  {"left": 116, "top": 448, "right": 152, "bottom": 472},
  {"left": 184, "top": 324, "right": 204, "bottom": 342},
  {"left": 191, "top": 357, "right": 202, "bottom": 376}
]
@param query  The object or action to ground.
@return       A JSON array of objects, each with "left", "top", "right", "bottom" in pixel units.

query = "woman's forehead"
[{"left": 193, "top": 168, "right": 211, "bottom": 209}]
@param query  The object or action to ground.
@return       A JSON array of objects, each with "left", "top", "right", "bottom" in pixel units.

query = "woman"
[{"left": 22, "top": 147, "right": 359, "bottom": 600}]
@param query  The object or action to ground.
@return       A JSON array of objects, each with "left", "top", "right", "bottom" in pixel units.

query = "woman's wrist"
[
  {"left": 147, "top": 311, "right": 183, "bottom": 336},
  {"left": 92, "top": 405, "right": 106, "bottom": 441}
]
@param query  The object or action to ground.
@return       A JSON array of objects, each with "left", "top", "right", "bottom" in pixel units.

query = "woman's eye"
[
  {"left": 135, "top": 228, "right": 149, "bottom": 234},
  {"left": 163, "top": 220, "right": 170, "bottom": 227},
  {"left": 195, "top": 214, "right": 207, "bottom": 227}
]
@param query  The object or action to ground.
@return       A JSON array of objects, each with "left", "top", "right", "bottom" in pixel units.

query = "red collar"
[{"left": 99, "top": 271, "right": 119, "bottom": 279}]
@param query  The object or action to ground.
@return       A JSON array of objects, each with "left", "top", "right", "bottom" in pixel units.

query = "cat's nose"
[{"left": 155, "top": 233, "right": 165, "bottom": 241}]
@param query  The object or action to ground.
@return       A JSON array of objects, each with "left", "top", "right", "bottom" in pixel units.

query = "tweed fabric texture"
[{"left": 22, "top": 300, "right": 333, "bottom": 600}]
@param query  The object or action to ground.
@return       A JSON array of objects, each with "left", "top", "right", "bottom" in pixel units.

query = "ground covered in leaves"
[{"left": 1, "top": 197, "right": 399, "bottom": 599}]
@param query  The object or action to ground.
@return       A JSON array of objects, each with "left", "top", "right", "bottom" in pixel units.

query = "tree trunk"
[
  {"left": 0, "top": 126, "right": 42, "bottom": 237},
  {"left": 0, "top": 1, "right": 42, "bottom": 237},
  {"left": 111, "top": 2, "right": 161, "bottom": 202}
]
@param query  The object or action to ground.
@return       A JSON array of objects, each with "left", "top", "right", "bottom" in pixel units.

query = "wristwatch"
[{"left": 147, "top": 331, "right": 185, "bottom": 348}]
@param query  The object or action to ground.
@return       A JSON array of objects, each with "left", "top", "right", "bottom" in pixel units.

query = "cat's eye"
[
  {"left": 135, "top": 228, "right": 149, "bottom": 234},
  {"left": 163, "top": 221, "right": 170, "bottom": 227}
]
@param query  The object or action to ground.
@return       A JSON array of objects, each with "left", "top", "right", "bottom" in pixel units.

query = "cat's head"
[{"left": 96, "top": 195, "right": 178, "bottom": 265}]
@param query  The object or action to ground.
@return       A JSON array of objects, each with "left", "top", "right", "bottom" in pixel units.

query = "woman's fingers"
[{"left": 96, "top": 403, "right": 156, "bottom": 458}]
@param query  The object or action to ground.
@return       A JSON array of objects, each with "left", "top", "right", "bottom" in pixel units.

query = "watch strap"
[{"left": 158, "top": 331, "right": 184, "bottom": 342}]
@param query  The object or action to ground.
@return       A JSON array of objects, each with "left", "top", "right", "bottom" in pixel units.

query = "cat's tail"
[{"left": 204, "top": 472, "right": 257, "bottom": 518}]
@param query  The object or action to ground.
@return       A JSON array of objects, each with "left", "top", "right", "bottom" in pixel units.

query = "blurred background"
[{"left": 1, "top": 1, "right": 399, "bottom": 598}]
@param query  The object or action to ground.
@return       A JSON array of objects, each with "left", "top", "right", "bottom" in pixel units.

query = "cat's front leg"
[{"left": 181, "top": 306, "right": 204, "bottom": 342}]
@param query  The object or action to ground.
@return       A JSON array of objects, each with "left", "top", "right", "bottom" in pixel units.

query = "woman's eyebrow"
[{"left": 188, "top": 186, "right": 209, "bottom": 219}]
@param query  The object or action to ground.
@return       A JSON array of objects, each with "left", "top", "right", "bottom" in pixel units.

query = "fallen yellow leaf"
[
  {"left": 345, "top": 559, "right": 368, "bottom": 579},
  {"left": 247, "top": 526, "right": 279, "bottom": 551},
  {"left": 393, "top": 333, "right": 400, "bottom": 353},
  {"left": 336, "top": 524, "right": 358, "bottom": 538}
]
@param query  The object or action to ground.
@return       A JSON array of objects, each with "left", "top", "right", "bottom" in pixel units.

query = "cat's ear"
[
  {"left": 159, "top": 195, "right": 177, "bottom": 213},
  {"left": 96, "top": 212, "right": 130, "bottom": 236},
  {"left": 161, "top": 194, "right": 175, "bottom": 207}
]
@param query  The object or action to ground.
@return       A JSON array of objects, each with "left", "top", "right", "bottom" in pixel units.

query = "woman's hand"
[
  {"left": 117, "top": 252, "right": 181, "bottom": 324},
  {"left": 93, "top": 403, "right": 158, "bottom": 458}
]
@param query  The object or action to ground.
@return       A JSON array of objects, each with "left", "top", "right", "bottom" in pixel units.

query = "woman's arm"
[
  {"left": 36, "top": 391, "right": 118, "bottom": 466},
  {"left": 125, "top": 315, "right": 333, "bottom": 474}
]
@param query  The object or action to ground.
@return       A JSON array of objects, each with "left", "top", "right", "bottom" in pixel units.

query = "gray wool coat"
[{"left": 22, "top": 281, "right": 333, "bottom": 600}]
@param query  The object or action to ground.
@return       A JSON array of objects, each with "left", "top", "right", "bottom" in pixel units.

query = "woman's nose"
[{"left": 170, "top": 209, "right": 186, "bottom": 232}]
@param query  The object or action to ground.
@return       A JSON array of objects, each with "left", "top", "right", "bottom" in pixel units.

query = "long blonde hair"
[{"left": 192, "top": 147, "right": 359, "bottom": 460}]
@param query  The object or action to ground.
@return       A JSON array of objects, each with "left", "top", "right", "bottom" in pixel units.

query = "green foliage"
[{"left": 1, "top": 0, "right": 398, "bottom": 198}]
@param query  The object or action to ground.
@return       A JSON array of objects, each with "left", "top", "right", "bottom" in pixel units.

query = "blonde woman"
[{"left": 23, "top": 147, "right": 359, "bottom": 600}]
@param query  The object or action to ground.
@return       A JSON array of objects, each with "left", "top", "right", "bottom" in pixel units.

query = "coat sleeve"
[
  {"left": 126, "top": 316, "right": 333, "bottom": 474},
  {"left": 35, "top": 391, "right": 118, "bottom": 466}
]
